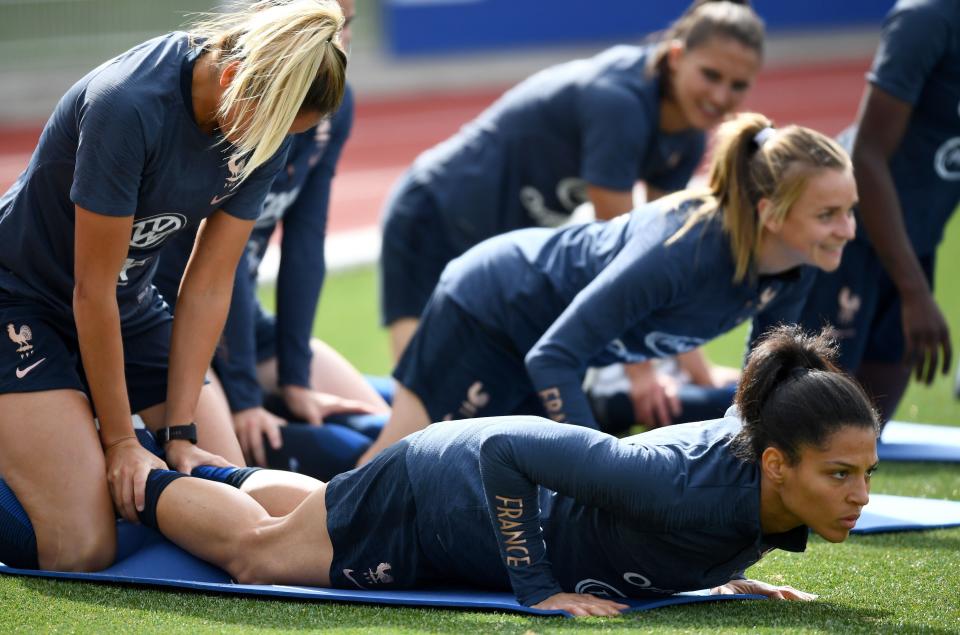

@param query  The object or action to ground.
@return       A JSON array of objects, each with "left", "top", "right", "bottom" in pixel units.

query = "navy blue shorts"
[
  {"left": 379, "top": 176, "right": 462, "bottom": 326},
  {"left": 0, "top": 289, "right": 175, "bottom": 414},
  {"left": 799, "top": 237, "right": 935, "bottom": 370},
  {"left": 392, "top": 289, "right": 545, "bottom": 422},
  {"left": 325, "top": 439, "right": 443, "bottom": 590}
]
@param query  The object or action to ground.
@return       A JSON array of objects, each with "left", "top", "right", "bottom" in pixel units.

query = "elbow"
[{"left": 72, "top": 278, "right": 113, "bottom": 313}]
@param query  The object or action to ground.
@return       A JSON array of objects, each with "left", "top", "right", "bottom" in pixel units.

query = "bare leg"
[
  {"left": 256, "top": 339, "right": 389, "bottom": 413},
  {"left": 240, "top": 469, "right": 323, "bottom": 517},
  {"left": 856, "top": 361, "right": 913, "bottom": 423},
  {"left": 139, "top": 380, "right": 245, "bottom": 466},
  {"left": 389, "top": 318, "right": 419, "bottom": 365},
  {"left": 355, "top": 383, "right": 430, "bottom": 467},
  {"left": 0, "top": 390, "right": 115, "bottom": 571},
  {"left": 154, "top": 474, "right": 333, "bottom": 586}
]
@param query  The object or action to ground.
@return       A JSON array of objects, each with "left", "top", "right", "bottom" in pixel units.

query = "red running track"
[{"left": 0, "top": 58, "right": 869, "bottom": 236}]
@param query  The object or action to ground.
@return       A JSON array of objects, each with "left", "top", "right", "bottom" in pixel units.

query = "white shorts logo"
[
  {"left": 129, "top": 214, "right": 187, "bottom": 249},
  {"left": 934, "top": 137, "right": 960, "bottom": 180}
]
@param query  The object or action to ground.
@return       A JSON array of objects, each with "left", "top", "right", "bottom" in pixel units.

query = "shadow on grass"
[{"left": 13, "top": 576, "right": 953, "bottom": 634}]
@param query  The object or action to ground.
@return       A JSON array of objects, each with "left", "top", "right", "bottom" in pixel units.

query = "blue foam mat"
[
  {"left": 0, "top": 523, "right": 760, "bottom": 616},
  {"left": 877, "top": 421, "right": 960, "bottom": 462},
  {"left": 854, "top": 494, "right": 960, "bottom": 534},
  {"left": 3, "top": 496, "right": 958, "bottom": 612}
]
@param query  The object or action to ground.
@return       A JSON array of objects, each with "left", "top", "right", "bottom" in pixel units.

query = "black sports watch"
[{"left": 155, "top": 423, "right": 198, "bottom": 445}]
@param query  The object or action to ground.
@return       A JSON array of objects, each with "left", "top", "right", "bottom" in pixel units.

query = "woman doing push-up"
[
  {"left": 133, "top": 326, "right": 879, "bottom": 616},
  {"left": 360, "top": 111, "right": 858, "bottom": 464}
]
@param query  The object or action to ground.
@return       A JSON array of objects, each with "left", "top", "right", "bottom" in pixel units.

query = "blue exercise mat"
[
  {"left": 0, "top": 522, "right": 759, "bottom": 616},
  {"left": 854, "top": 494, "right": 960, "bottom": 534},
  {"left": 877, "top": 421, "right": 960, "bottom": 462}
]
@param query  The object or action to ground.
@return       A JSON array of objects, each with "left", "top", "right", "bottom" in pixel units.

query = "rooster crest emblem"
[
  {"left": 838, "top": 287, "right": 861, "bottom": 325},
  {"left": 7, "top": 323, "right": 34, "bottom": 355},
  {"left": 363, "top": 563, "right": 394, "bottom": 585}
]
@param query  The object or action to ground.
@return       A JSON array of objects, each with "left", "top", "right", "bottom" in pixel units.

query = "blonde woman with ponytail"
[
  {"left": 358, "top": 111, "right": 858, "bottom": 465},
  {"left": 0, "top": 0, "right": 346, "bottom": 572}
]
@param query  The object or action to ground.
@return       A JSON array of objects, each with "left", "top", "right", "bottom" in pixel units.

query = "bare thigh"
[
  {"left": 138, "top": 380, "right": 245, "bottom": 465},
  {"left": 155, "top": 475, "right": 334, "bottom": 586},
  {"left": 0, "top": 390, "right": 115, "bottom": 571},
  {"left": 355, "top": 383, "right": 429, "bottom": 467}
]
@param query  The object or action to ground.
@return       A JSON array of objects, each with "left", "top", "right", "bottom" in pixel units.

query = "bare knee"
[
  {"left": 223, "top": 521, "right": 284, "bottom": 584},
  {"left": 39, "top": 517, "right": 116, "bottom": 572}
]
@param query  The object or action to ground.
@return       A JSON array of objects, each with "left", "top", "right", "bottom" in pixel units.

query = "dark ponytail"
[{"left": 731, "top": 325, "right": 879, "bottom": 463}]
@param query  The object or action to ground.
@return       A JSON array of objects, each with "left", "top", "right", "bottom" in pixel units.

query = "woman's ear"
[
  {"left": 666, "top": 39, "right": 684, "bottom": 74},
  {"left": 219, "top": 60, "right": 242, "bottom": 89},
  {"left": 760, "top": 445, "right": 788, "bottom": 484},
  {"left": 757, "top": 198, "right": 784, "bottom": 234}
]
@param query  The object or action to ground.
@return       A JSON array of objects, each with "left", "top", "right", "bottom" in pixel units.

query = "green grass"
[{"left": 3, "top": 217, "right": 959, "bottom": 632}]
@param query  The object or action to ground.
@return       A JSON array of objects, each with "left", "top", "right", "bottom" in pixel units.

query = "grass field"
[{"left": 3, "top": 216, "right": 959, "bottom": 632}]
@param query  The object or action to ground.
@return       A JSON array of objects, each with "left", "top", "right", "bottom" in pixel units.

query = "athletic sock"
[
  {"left": 0, "top": 477, "right": 38, "bottom": 569},
  {"left": 138, "top": 469, "right": 186, "bottom": 531},
  {"left": 190, "top": 466, "right": 262, "bottom": 489}
]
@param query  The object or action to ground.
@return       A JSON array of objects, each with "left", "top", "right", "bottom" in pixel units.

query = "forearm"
[
  {"left": 74, "top": 291, "right": 133, "bottom": 445},
  {"left": 853, "top": 151, "right": 928, "bottom": 296},
  {"left": 478, "top": 420, "right": 668, "bottom": 604},
  {"left": 215, "top": 260, "right": 263, "bottom": 412},
  {"left": 675, "top": 349, "right": 713, "bottom": 386},
  {"left": 165, "top": 279, "right": 232, "bottom": 427}
]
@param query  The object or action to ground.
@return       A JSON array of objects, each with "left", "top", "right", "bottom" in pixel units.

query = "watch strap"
[{"left": 156, "top": 423, "right": 198, "bottom": 445}]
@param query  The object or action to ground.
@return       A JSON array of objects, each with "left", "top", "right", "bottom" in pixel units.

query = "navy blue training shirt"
[
  {"left": 868, "top": 0, "right": 960, "bottom": 255},
  {"left": 403, "top": 416, "right": 807, "bottom": 606},
  {"left": 441, "top": 198, "right": 814, "bottom": 428},
  {"left": 0, "top": 33, "right": 289, "bottom": 332},
  {"left": 156, "top": 86, "right": 355, "bottom": 411},
  {"left": 408, "top": 45, "right": 705, "bottom": 250}
]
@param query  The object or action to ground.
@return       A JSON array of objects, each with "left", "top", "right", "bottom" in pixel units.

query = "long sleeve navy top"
[
  {"left": 441, "top": 198, "right": 815, "bottom": 428},
  {"left": 402, "top": 416, "right": 807, "bottom": 606}
]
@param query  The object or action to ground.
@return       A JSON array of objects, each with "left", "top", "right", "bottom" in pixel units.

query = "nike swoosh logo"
[
  {"left": 16, "top": 357, "right": 47, "bottom": 379},
  {"left": 342, "top": 569, "right": 364, "bottom": 589},
  {"left": 210, "top": 194, "right": 232, "bottom": 206}
]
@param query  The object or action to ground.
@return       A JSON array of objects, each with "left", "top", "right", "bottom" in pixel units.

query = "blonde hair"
[
  {"left": 649, "top": 0, "right": 765, "bottom": 92},
  {"left": 189, "top": 0, "right": 348, "bottom": 182},
  {"left": 668, "top": 112, "right": 851, "bottom": 282}
]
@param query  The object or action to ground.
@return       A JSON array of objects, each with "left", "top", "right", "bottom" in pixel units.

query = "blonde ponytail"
[
  {"left": 189, "top": 0, "right": 348, "bottom": 182},
  {"left": 668, "top": 112, "right": 850, "bottom": 282}
]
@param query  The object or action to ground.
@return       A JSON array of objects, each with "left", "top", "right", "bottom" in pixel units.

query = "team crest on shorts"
[
  {"left": 7, "top": 322, "right": 46, "bottom": 379},
  {"left": 7, "top": 323, "right": 33, "bottom": 355},
  {"left": 445, "top": 381, "right": 491, "bottom": 420},
  {"left": 342, "top": 562, "right": 394, "bottom": 588}
]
